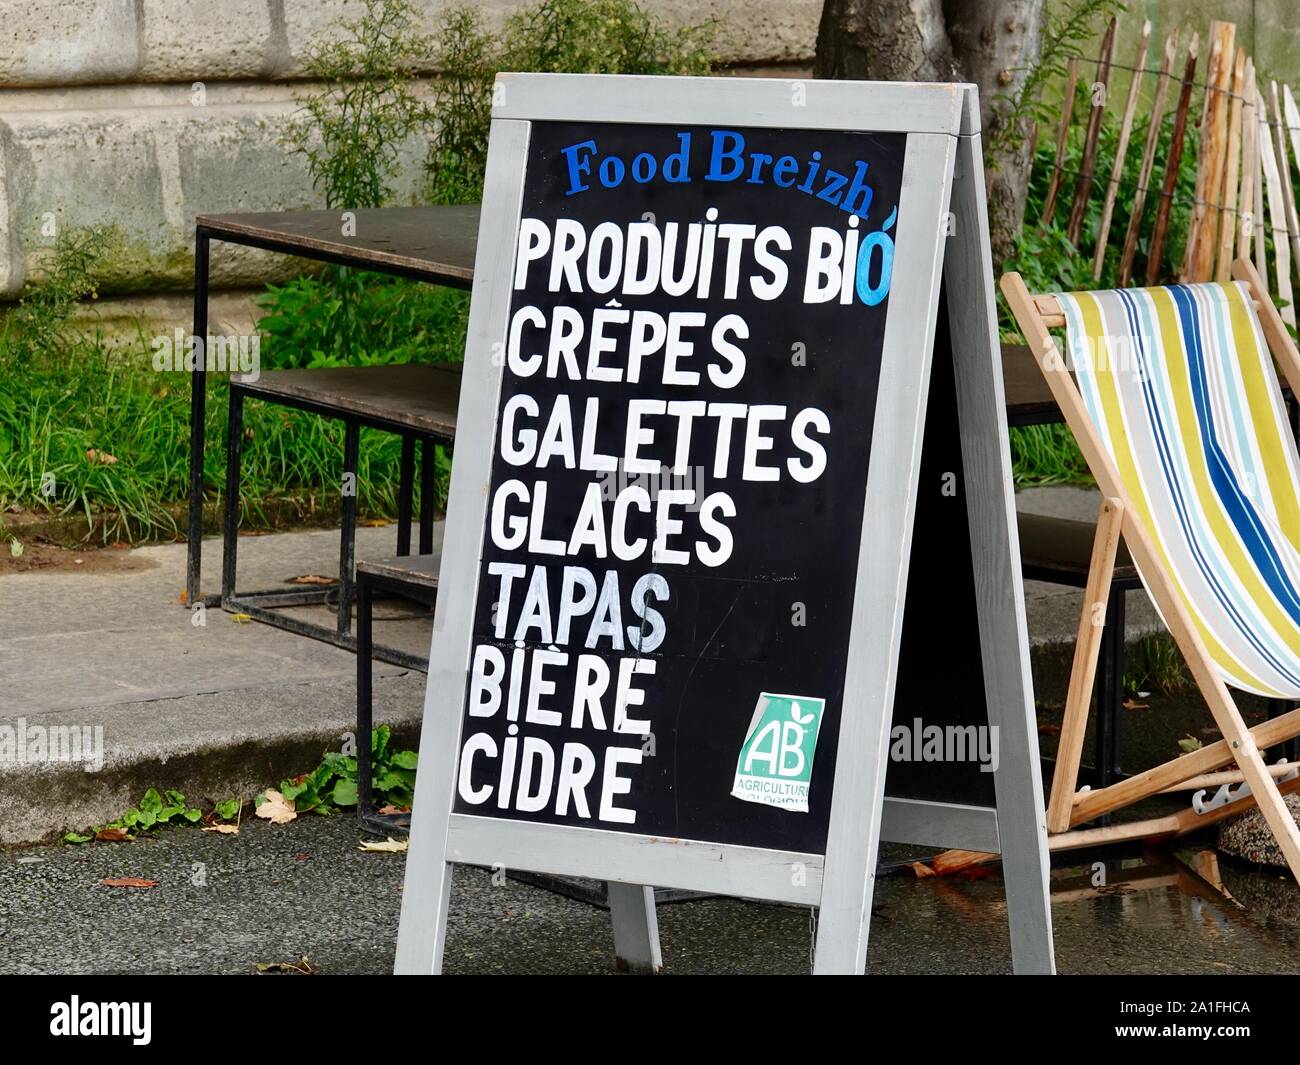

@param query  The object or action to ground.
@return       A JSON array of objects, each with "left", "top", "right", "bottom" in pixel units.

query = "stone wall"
[{"left": 0, "top": 0, "right": 820, "bottom": 334}]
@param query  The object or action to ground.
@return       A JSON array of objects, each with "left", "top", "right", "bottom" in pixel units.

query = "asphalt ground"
[{"left": 4, "top": 815, "right": 1299, "bottom": 976}]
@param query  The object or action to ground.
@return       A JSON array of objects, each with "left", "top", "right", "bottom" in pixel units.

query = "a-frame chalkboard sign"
[{"left": 396, "top": 74, "right": 1054, "bottom": 975}]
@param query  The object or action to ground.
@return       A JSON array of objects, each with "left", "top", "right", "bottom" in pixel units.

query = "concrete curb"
[{"left": 1, "top": 671, "right": 426, "bottom": 845}]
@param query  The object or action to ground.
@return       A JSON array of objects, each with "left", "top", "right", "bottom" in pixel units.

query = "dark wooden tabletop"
[
  {"left": 357, "top": 552, "right": 441, "bottom": 588},
  {"left": 198, "top": 204, "right": 1061, "bottom": 423},
  {"left": 237, "top": 363, "right": 461, "bottom": 437},
  {"left": 196, "top": 205, "right": 479, "bottom": 288},
  {"left": 1000, "top": 343, "right": 1059, "bottom": 426}
]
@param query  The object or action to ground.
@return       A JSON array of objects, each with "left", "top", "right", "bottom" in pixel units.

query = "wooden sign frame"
[{"left": 395, "top": 74, "right": 1054, "bottom": 975}]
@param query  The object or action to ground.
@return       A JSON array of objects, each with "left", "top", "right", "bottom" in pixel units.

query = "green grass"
[
  {"left": 1124, "top": 632, "right": 1192, "bottom": 698},
  {"left": 0, "top": 279, "right": 467, "bottom": 543},
  {"left": 1008, "top": 424, "right": 1092, "bottom": 488}
]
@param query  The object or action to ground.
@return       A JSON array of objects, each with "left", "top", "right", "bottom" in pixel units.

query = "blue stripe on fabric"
[
  {"left": 1170, "top": 285, "right": 1300, "bottom": 624},
  {"left": 1115, "top": 286, "right": 1300, "bottom": 691}
]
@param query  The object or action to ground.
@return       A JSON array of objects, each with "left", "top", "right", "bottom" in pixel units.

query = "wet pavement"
[{"left": 2, "top": 816, "right": 1298, "bottom": 975}]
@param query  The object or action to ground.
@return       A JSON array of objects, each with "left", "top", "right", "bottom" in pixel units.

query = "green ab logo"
[
  {"left": 732, "top": 693, "right": 826, "bottom": 813},
  {"left": 746, "top": 700, "right": 817, "bottom": 779}
]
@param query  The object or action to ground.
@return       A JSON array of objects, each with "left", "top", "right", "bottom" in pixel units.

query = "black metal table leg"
[
  {"left": 419, "top": 437, "right": 435, "bottom": 555},
  {"left": 186, "top": 232, "right": 210, "bottom": 607},
  {"left": 338, "top": 420, "right": 361, "bottom": 634},
  {"left": 222, "top": 388, "right": 244, "bottom": 601},
  {"left": 357, "top": 578, "right": 373, "bottom": 820},
  {"left": 397, "top": 435, "right": 415, "bottom": 557},
  {"left": 1265, "top": 698, "right": 1299, "bottom": 763},
  {"left": 1095, "top": 591, "right": 1126, "bottom": 787}
]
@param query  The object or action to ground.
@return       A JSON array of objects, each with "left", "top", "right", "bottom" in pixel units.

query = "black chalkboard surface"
[
  {"left": 886, "top": 293, "right": 998, "bottom": 810},
  {"left": 452, "top": 120, "right": 907, "bottom": 855}
]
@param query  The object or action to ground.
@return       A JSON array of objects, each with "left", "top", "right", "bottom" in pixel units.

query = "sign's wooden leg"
[
  {"left": 812, "top": 127, "right": 961, "bottom": 975},
  {"left": 947, "top": 113, "right": 1056, "bottom": 974},
  {"left": 607, "top": 883, "right": 662, "bottom": 973}
]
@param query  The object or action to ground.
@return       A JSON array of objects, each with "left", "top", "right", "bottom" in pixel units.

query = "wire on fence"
[{"left": 1040, "top": 160, "right": 1261, "bottom": 217}]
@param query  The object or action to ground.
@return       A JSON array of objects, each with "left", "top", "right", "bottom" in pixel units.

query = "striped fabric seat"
[{"left": 1056, "top": 281, "right": 1300, "bottom": 699}]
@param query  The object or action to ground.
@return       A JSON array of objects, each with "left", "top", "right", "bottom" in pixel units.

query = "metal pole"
[
  {"left": 222, "top": 389, "right": 244, "bottom": 601},
  {"left": 186, "top": 232, "right": 211, "bottom": 606},
  {"left": 338, "top": 420, "right": 361, "bottom": 634},
  {"left": 357, "top": 579, "right": 374, "bottom": 819},
  {"left": 419, "top": 437, "right": 435, "bottom": 555},
  {"left": 397, "top": 435, "right": 415, "bottom": 556}
]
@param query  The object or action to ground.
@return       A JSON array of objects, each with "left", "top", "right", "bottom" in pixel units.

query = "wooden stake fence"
[{"left": 1035, "top": 16, "right": 1300, "bottom": 322}]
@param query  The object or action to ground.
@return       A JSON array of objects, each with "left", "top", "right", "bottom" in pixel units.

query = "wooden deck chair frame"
[{"left": 939, "top": 261, "right": 1300, "bottom": 878}]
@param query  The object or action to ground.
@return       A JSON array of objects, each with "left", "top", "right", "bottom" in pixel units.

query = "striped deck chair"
[{"left": 996, "top": 261, "right": 1300, "bottom": 883}]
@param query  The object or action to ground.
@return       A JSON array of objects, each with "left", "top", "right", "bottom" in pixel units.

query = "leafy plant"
[
  {"left": 2, "top": 225, "right": 117, "bottom": 367},
  {"left": 1124, "top": 632, "right": 1192, "bottom": 697},
  {"left": 63, "top": 787, "right": 203, "bottom": 843},
  {"left": 61, "top": 729, "right": 418, "bottom": 844},
  {"left": 256, "top": 274, "right": 469, "bottom": 370},
  {"left": 425, "top": 0, "right": 716, "bottom": 204},
  {"left": 282, "top": 0, "right": 431, "bottom": 212},
  {"left": 273, "top": 725, "right": 418, "bottom": 815},
  {"left": 214, "top": 798, "right": 242, "bottom": 821},
  {"left": 278, "top": 0, "right": 438, "bottom": 365}
]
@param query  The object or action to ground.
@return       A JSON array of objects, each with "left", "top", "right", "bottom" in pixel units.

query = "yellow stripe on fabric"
[
  {"left": 1224, "top": 283, "right": 1300, "bottom": 552},
  {"left": 1146, "top": 286, "right": 1300, "bottom": 679},
  {"left": 1074, "top": 290, "right": 1279, "bottom": 694}
]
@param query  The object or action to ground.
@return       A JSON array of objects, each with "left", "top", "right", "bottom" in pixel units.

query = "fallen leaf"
[
  {"left": 1037, "top": 723, "right": 1061, "bottom": 736},
  {"left": 287, "top": 573, "right": 337, "bottom": 585},
  {"left": 255, "top": 955, "right": 314, "bottom": 975},
  {"left": 179, "top": 588, "right": 188, "bottom": 605},
  {"left": 362, "top": 519, "right": 390, "bottom": 528},
  {"left": 231, "top": 613, "right": 252, "bottom": 624},
  {"left": 86, "top": 449, "right": 118, "bottom": 465},
  {"left": 255, "top": 789, "right": 297, "bottom": 825},
  {"left": 8, "top": 539, "right": 23, "bottom": 558},
  {"left": 293, "top": 853, "right": 309, "bottom": 861},
  {"left": 906, "top": 861, "right": 936, "bottom": 879},
  {"left": 101, "top": 877, "right": 156, "bottom": 888},
  {"left": 95, "top": 828, "right": 129, "bottom": 842},
  {"left": 358, "top": 837, "right": 408, "bottom": 854},
  {"left": 376, "top": 804, "right": 411, "bottom": 815},
  {"left": 1122, "top": 699, "right": 1149, "bottom": 711},
  {"left": 202, "top": 824, "right": 239, "bottom": 835}
]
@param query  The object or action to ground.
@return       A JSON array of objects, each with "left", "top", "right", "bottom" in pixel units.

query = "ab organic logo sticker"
[{"left": 731, "top": 693, "right": 826, "bottom": 813}]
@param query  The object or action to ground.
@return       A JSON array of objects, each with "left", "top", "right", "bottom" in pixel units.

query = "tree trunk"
[
  {"left": 814, "top": 0, "right": 958, "bottom": 82},
  {"left": 815, "top": 0, "right": 1043, "bottom": 265},
  {"left": 945, "top": 1, "right": 1043, "bottom": 266}
]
